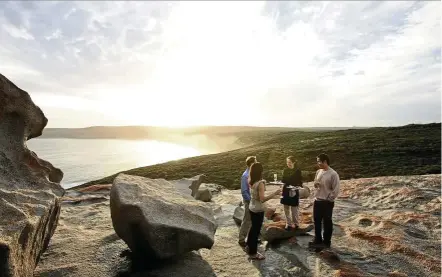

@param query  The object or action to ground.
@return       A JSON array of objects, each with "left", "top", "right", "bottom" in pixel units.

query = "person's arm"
[
  {"left": 241, "top": 175, "right": 251, "bottom": 201},
  {"left": 258, "top": 181, "right": 281, "bottom": 203},
  {"left": 327, "top": 173, "right": 340, "bottom": 201},
  {"left": 281, "top": 168, "right": 289, "bottom": 184},
  {"left": 294, "top": 169, "right": 302, "bottom": 187},
  {"left": 314, "top": 169, "right": 320, "bottom": 188}
]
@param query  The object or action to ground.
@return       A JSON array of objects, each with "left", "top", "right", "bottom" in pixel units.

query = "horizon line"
[{"left": 44, "top": 122, "right": 441, "bottom": 130}]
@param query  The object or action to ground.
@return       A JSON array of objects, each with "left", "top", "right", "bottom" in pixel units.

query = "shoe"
[
  {"left": 308, "top": 239, "right": 324, "bottom": 249},
  {"left": 238, "top": 241, "right": 247, "bottom": 247},
  {"left": 249, "top": 252, "right": 265, "bottom": 260}
]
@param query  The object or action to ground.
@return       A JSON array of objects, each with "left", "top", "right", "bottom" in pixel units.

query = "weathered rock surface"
[
  {"left": 34, "top": 175, "right": 441, "bottom": 277},
  {"left": 233, "top": 205, "right": 244, "bottom": 225},
  {"left": 195, "top": 187, "right": 212, "bottom": 202},
  {"left": 110, "top": 174, "right": 217, "bottom": 260},
  {"left": 298, "top": 184, "right": 310, "bottom": 199},
  {"left": 261, "top": 222, "right": 314, "bottom": 242},
  {"left": 171, "top": 174, "right": 205, "bottom": 198},
  {"left": 233, "top": 204, "right": 314, "bottom": 242},
  {"left": 0, "top": 74, "right": 64, "bottom": 277}
]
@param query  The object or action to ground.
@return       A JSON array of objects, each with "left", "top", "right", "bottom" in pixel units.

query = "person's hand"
[{"left": 274, "top": 188, "right": 282, "bottom": 196}]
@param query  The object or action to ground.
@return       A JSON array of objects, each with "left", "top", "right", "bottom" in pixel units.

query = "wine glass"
[{"left": 273, "top": 173, "right": 277, "bottom": 182}]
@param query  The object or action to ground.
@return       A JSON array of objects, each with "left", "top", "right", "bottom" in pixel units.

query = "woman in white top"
[{"left": 247, "top": 162, "right": 281, "bottom": 260}]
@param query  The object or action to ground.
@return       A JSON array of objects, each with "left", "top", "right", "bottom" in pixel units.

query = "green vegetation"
[{"left": 80, "top": 123, "right": 441, "bottom": 190}]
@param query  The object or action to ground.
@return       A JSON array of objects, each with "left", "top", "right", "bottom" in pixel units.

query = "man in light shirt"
[{"left": 309, "top": 153, "right": 340, "bottom": 249}]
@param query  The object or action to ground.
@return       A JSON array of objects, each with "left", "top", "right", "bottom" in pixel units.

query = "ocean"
[{"left": 27, "top": 138, "right": 206, "bottom": 189}]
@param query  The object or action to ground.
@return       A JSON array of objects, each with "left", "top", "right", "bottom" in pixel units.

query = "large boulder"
[
  {"left": 0, "top": 74, "right": 64, "bottom": 277},
  {"left": 299, "top": 185, "right": 310, "bottom": 199},
  {"left": 110, "top": 174, "right": 217, "bottom": 260}
]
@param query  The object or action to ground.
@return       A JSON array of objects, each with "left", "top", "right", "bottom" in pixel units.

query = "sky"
[{"left": 0, "top": 1, "right": 440, "bottom": 128}]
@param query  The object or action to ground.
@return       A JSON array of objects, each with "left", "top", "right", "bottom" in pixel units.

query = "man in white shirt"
[{"left": 309, "top": 153, "right": 340, "bottom": 249}]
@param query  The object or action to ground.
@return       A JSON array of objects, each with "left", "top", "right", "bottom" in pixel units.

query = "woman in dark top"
[{"left": 280, "top": 156, "right": 302, "bottom": 230}]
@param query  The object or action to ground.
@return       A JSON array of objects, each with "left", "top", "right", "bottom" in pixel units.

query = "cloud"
[{"left": 0, "top": 1, "right": 440, "bottom": 127}]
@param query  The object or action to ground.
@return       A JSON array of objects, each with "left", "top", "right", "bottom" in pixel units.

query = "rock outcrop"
[
  {"left": 171, "top": 175, "right": 215, "bottom": 202},
  {"left": 0, "top": 74, "right": 64, "bottom": 277},
  {"left": 232, "top": 204, "right": 313, "bottom": 242},
  {"left": 110, "top": 174, "right": 217, "bottom": 260},
  {"left": 195, "top": 186, "right": 212, "bottom": 202},
  {"left": 261, "top": 222, "right": 314, "bottom": 242},
  {"left": 172, "top": 174, "right": 205, "bottom": 198},
  {"left": 233, "top": 205, "right": 244, "bottom": 225}
]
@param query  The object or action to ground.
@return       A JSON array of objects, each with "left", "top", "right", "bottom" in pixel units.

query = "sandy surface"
[{"left": 34, "top": 174, "right": 441, "bottom": 277}]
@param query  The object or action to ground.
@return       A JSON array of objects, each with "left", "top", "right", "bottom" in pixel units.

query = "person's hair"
[
  {"left": 249, "top": 162, "right": 263, "bottom": 186},
  {"left": 246, "top": 156, "right": 256, "bottom": 167},
  {"left": 286, "top": 156, "right": 297, "bottom": 164},
  {"left": 317, "top": 153, "right": 330, "bottom": 165}
]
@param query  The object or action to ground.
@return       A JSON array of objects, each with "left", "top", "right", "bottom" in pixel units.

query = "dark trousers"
[
  {"left": 313, "top": 200, "right": 335, "bottom": 246},
  {"left": 247, "top": 210, "right": 264, "bottom": 255}
]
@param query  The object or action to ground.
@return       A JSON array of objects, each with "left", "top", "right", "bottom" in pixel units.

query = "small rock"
[
  {"left": 195, "top": 188, "right": 212, "bottom": 202},
  {"left": 233, "top": 206, "right": 244, "bottom": 225}
]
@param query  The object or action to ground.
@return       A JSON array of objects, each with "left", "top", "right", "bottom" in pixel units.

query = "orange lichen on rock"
[
  {"left": 264, "top": 207, "right": 283, "bottom": 222},
  {"left": 272, "top": 214, "right": 282, "bottom": 222},
  {"left": 334, "top": 267, "right": 366, "bottom": 277},
  {"left": 395, "top": 187, "right": 416, "bottom": 196},
  {"left": 318, "top": 250, "right": 367, "bottom": 277},
  {"left": 385, "top": 242, "right": 440, "bottom": 272},
  {"left": 61, "top": 196, "right": 108, "bottom": 204},
  {"left": 347, "top": 228, "right": 440, "bottom": 273},
  {"left": 390, "top": 212, "right": 429, "bottom": 221},
  {"left": 300, "top": 211, "right": 313, "bottom": 223},
  {"left": 387, "top": 270, "right": 408, "bottom": 276},
  {"left": 378, "top": 220, "right": 397, "bottom": 230},
  {"left": 264, "top": 221, "right": 286, "bottom": 229},
  {"left": 264, "top": 221, "right": 311, "bottom": 230},
  {"left": 348, "top": 229, "right": 389, "bottom": 242}
]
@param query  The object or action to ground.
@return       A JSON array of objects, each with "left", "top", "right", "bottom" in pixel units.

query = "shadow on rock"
[{"left": 115, "top": 250, "right": 216, "bottom": 277}]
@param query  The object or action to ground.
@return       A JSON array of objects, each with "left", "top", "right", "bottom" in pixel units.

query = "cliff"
[{"left": 0, "top": 74, "right": 64, "bottom": 277}]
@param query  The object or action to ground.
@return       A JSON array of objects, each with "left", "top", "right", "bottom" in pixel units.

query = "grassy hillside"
[{"left": 79, "top": 123, "right": 441, "bottom": 190}]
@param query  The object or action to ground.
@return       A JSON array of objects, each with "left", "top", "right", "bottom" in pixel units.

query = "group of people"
[{"left": 238, "top": 153, "right": 340, "bottom": 260}]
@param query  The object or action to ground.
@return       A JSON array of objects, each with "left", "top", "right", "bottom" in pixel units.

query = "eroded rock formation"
[
  {"left": 0, "top": 74, "right": 64, "bottom": 277},
  {"left": 110, "top": 174, "right": 217, "bottom": 260}
]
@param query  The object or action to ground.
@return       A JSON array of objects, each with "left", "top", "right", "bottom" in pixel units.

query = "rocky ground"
[{"left": 34, "top": 174, "right": 441, "bottom": 277}]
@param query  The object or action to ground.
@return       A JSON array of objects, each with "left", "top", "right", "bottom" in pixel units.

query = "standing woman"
[
  {"left": 280, "top": 156, "right": 303, "bottom": 231},
  {"left": 247, "top": 162, "right": 281, "bottom": 260}
]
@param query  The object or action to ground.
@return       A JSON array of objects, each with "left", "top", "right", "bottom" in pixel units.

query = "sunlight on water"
[{"left": 27, "top": 139, "right": 203, "bottom": 188}]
